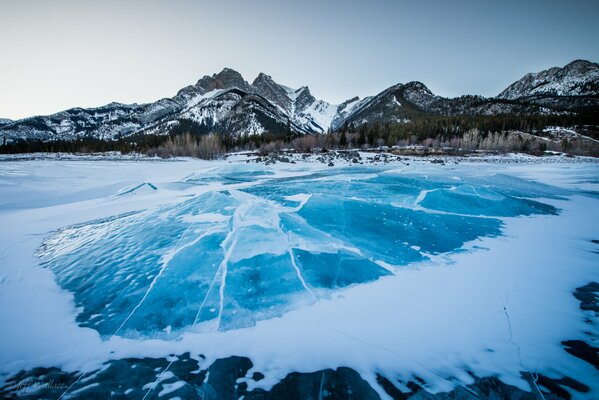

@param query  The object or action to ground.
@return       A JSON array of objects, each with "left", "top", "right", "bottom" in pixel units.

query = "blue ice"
[{"left": 37, "top": 166, "right": 563, "bottom": 338}]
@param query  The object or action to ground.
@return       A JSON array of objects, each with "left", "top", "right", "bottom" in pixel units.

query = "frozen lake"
[{"left": 0, "top": 153, "right": 597, "bottom": 399}]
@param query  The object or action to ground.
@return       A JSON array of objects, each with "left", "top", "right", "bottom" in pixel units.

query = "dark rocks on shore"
[
  {"left": 251, "top": 149, "right": 412, "bottom": 167},
  {"left": 562, "top": 340, "right": 599, "bottom": 370},
  {"left": 573, "top": 282, "right": 599, "bottom": 314},
  {"left": 559, "top": 282, "right": 599, "bottom": 371},
  {"left": 1, "top": 354, "right": 591, "bottom": 400}
]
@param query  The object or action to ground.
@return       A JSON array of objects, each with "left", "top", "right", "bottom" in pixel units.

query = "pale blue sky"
[{"left": 1, "top": 0, "right": 598, "bottom": 119}]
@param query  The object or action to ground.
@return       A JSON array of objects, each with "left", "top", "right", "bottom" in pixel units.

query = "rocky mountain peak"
[
  {"left": 294, "top": 86, "right": 316, "bottom": 111},
  {"left": 564, "top": 59, "right": 597, "bottom": 73},
  {"left": 252, "top": 73, "right": 293, "bottom": 112},
  {"left": 497, "top": 59, "right": 599, "bottom": 100},
  {"left": 252, "top": 72, "right": 275, "bottom": 86},
  {"left": 195, "top": 67, "right": 253, "bottom": 93},
  {"left": 402, "top": 81, "right": 434, "bottom": 96}
]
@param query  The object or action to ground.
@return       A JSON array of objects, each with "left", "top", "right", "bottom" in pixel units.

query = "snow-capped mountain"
[
  {"left": 495, "top": 60, "right": 599, "bottom": 110},
  {"left": 0, "top": 118, "right": 12, "bottom": 127},
  {"left": 331, "top": 81, "right": 551, "bottom": 129},
  {"left": 0, "top": 68, "right": 339, "bottom": 141},
  {"left": 2, "top": 60, "right": 598, "bottom": 142},
  {"left": 252, "top": 73, "right": 338, "bottom": 133},
  {"left": 498, "top": 60, "right": 599, "bottom": 100}
]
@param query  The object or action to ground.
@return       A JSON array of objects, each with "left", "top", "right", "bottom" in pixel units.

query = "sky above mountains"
[{"left": 1, "top": 0, "right": 598, "bottom": 120}]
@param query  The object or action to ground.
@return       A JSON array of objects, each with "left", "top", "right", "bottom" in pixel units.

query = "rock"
[
  {"left": 562, "top": 340, "right": 599, "bottom": 369},
  {"left": 573, "top": 282, "right": 599, "bottom": 313},
  {"left": 1, "top": 355, "right": 591, "bottom": 400}
]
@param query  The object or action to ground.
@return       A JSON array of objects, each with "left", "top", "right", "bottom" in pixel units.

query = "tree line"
[{"left": 2, "top": 112, "right": 598, "bottom": 158}]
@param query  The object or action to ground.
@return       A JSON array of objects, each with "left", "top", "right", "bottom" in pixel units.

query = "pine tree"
[
  {"left": 339, "top": 131, "right": 347, "bottom": 147},
  {"left": 357, "top": 125, "right": 366, "bottom": 147}
]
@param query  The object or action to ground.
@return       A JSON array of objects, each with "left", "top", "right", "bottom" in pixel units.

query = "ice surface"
[
  {"left": 1, "top": 156, "right": 598, "bottom": 399},
  {"left": 36, "top": 165, "right": 564, "bottom": 339}
]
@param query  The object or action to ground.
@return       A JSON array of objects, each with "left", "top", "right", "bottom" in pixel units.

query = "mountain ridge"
[{"left": 2, "top": 60, "right": 598, "bottom": 142}]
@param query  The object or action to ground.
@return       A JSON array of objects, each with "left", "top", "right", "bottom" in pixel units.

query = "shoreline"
[{"left": 1, "top": 149, "right": 598, "bottom": 165}]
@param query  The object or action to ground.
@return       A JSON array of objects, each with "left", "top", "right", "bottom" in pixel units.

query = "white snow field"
[{"left": 0, "top": 153, "right": 597, "bottom": 399}]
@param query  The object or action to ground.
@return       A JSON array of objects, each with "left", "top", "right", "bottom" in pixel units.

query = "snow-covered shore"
[{"left": 1, "top": 149, "right": 598, "bottom": 165}]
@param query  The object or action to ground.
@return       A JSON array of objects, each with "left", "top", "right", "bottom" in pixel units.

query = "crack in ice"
[
  {"left": 112, "top": 225, "right": 226, "bottom": 336},
  {"left": 216, "top": 228, "right": 239, "bottom": 331},
  {"left": 503, "top": 296, "right": 546, "bottom": 400}
]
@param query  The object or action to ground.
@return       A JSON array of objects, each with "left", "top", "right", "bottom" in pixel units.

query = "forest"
[{"left": 2, "top": 112, "right": 598, "bottom": 158}]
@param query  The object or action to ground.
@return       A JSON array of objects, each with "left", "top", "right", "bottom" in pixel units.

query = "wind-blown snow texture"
[{"left": 0, "top": 154, "right": 598, "bottom": 399}]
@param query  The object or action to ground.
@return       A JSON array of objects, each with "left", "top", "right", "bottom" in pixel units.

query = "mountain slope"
[
  {"left": 498, "top": 60, "right": 599, "bottom": 99},
  {"left": 1, "top": 68, "right": 339, "bottom": 141},
  {"left": 496, "top": 60, "right": 599, "bottom": 110},
  {"left": 2, "top": 60, "right": 598, "bottom": 143},
  {"left": 332, "top": 81, "right": 551, "bottom": 129}
]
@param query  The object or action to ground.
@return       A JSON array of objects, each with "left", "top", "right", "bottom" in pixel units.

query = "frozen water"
[
  {"left": 36, "top": 165, "right": 564, "bottom": 339},
  {"left": 183, "top": 164, "right": 275, "bottom": 186}
]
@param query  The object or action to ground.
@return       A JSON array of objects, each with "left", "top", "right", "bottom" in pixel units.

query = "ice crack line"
[
  {"left": 112, "top": 225, "right": 225, "bottom": 336},
  {"left": 318, "top": 371, "right": 326, "bottom": 400},
  {"left": 276, "top": 224, "right": 318, "bottom": 301},
  {"left": 288, "top": 247, "right": 317, "bottom": 300},
  {"left": 59, "top": 226, "right": 227, "bottom": 399},
  {"left": 503, "top": 297, "right": 546, "bottom": 400},
  {"left": 216, "top": 228, "right": 239, "bottom": 330},
  {"left": 143, "top": 227, "right": 238, "bottom": 400},
  {"left": 328, "top": 325, "right": 449, "bottom": 382},
  {"left": 502, "top": 302, "right": 523, "bottom": 367},
  {"left": 62, "top": 201, "right": 233, "bottom": 399},
  {"left": 143, "top": 198, "right": 246, "bottom": 400},
  {"left": 191, "top": 224, "right": 236, "bottom": 329}
]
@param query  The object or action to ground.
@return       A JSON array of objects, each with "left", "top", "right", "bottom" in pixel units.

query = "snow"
[
  {"left": 498, "top": 60, "right": 599, "bottom": 99},
  {"left": 340, "top": 97, "right": 362, "bottom": 114},
  {"left": 542, "top": 126, "right": 599, "bottom": 144},
  {"left": 296, "top": 99, "right": 339, "bottom": 133},
  {"left": 0, "top": 154, "right": 597, "bottom": 398},
  {"left": 158, "top": 380, "right": 185, "bottom": 397},
  {"left": 184, "top": 89, "right": 225, "bottom": 109},
  {"left": 266, "top": 84, "right": 340, "bottom": 133},
  {"left": 332, "top": 96, "right": 374, "bottom": 129}
]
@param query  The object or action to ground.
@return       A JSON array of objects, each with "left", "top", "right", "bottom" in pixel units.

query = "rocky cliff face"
[
  {"left": 495, "top": 60, "right": 599, "bottom": 110},
  {"left": 498, "top": 60, "right": 599, "bottom": 99}
]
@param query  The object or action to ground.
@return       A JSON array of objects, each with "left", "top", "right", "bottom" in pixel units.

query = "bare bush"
[
  {"left": 291, "top": 135, "right": 322, "bottom": 152},
  {"left": 147, "top": 133, "right": 224, "bottom": 159},
  {"left": 259, "top": 140, "right": 284, "bottom": 156}
]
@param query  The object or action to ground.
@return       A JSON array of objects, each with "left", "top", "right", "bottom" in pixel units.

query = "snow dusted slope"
[
  {"left": 253, "top": 73, "right": 339, "bottom": 133},
  {"left": 0, "top": 68, "right": 340, "bottom": 141},
  {"left": 498, "top": 60, "right": 599, "bottom": 100},
  {"left": 292, "top": 87, "right": 339, "bottom": 133},
  {"left": 2, "top": 60, "right": 598, "bottom": 142}
]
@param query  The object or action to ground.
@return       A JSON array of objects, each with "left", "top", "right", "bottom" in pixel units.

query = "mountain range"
[{"left": 2, "top": 60, "right": 598, "bottom": 142}]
